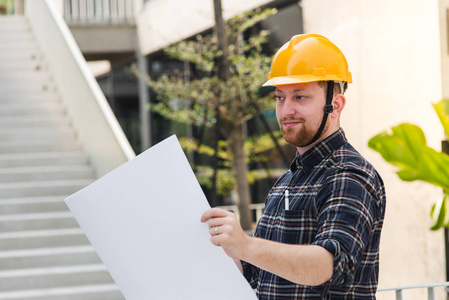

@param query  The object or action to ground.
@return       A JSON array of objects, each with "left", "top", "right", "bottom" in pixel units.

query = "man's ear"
[{"left": 331, "top": 94, "right": 346, "bottom": 118}]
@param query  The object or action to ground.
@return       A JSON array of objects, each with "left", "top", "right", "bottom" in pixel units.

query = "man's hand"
[{"left": 201, "top": 208, "right": 250, "bottom": 260}]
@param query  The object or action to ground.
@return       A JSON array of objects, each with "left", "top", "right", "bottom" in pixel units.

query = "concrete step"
[
  {"left": 0, "top": 69, "right": 50, "bottom": 82},
  {"left": 0, "top": 228, "right": 89, "bottom": 251},
  {"left": 0, "top": 49, "right": 41, "bottom": 60},
  {"left": 0, "top": 165, "right": 95, "bottom": 183},
  {"left": 0, "top": 264, "right": 116, "bottom": 292},
  {"left": 0, "top": 29, "right": 34, "bottom": 43},
  {"left": 0, "top": 114, "right": 70, "bottom": 128},
  {"left": 0, "top": 127, "right": 76, "bottom": 141},
  {"left": 0, "top": 196, "right": 69, "bottom": 214},
  {"left": 0, "top": 245, "right": 100, "bottom": 270},
  {"left": 0, "top": 80, "right": 54, "bottom": 91},
  {"left": 0, "top": 101, "right": 64, "bottom": 116},
  {"left": 0, "top": 88, "right": 58, "bottom": 100},
  {"left": 0, "top": 152, "right": 88, "bottom": 168},
  {"left": 0, "top": 16, "right": 28, "bottom": 29},
  {"left": 0, "top": 179, "right": 92, "bottom": 199},
  {"left": 0, "top": 79, "right": 53, "bottom": 91},
  {"left": 0, "top": 139, "right": 81, "bottom": 154},
  {"left": 0, "top": 84, "right": 56, "bottom": 97},
  {"left": 0, "top": 40, "right": 38, "bottom": 51},
  {"left": 0, "top": 284, "right": 124, "bottom": 300},
  {"left": 0, "top": 211, "right": 79, "bottom": 232}
]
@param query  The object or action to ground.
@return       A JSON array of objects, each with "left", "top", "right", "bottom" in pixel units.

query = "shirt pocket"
[{"left": 278, "top": 209, "right": 318, "bottom": 245}]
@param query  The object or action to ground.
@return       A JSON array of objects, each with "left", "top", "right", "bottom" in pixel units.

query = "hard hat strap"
[{"left": 303, "top": 81, "right": 334, "bottom": 147}]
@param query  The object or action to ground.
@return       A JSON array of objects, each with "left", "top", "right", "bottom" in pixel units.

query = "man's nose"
[{"left": 281, "top": 97, "right": 296, "bottom": 116}]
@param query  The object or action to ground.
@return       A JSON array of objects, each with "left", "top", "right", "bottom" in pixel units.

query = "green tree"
[
  {"left": 133, "top": 7, "right": 282, "bottom": 230},
  {"left": 368, "top": 99, "right": 449, "bottom": 230}
]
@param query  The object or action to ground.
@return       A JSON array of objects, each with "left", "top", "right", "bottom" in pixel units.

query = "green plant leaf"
[
  {"left": 368, "top": 123, "right": 449, "bottom": 190},
  {"left": 430, "top": 193, "right": 449, "bottom": 230},
  {"left": 432, "top": 99, "right": 449, "bottom": 138}
]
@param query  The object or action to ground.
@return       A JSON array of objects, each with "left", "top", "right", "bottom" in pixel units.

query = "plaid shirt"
[{"left": 242, "top": 129, "right": 386, "bottom": 299}]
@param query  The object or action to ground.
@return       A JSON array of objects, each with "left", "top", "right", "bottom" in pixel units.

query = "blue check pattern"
[{"left": 242, "top": 128, "right": 386, "bottom": 299}]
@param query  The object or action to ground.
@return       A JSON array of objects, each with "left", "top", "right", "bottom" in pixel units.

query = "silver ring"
[{"left": 215, "top": 226, "right": 219, "bottom": 235}]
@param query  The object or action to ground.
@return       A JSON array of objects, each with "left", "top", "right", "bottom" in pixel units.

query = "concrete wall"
[
  {"left": 136, "top": 0, "right": 274, "bottom": 55},
  {"left": 69, "top": 25, "right": 136, "bottom": 54},
  {"left": 440, "top": 0, "right": 449, "bottom": 100},
  {"left": 301, "top": 0, "right": 446, "bottom": 298}
]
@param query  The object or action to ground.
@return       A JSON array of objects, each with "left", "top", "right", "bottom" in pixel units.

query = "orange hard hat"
[{"left": 263, "top": 34, "right": 352, "bottom": 87}]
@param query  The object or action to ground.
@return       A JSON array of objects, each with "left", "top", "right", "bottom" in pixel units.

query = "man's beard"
[{"left": 279, "top": 117, "right": 329, "bottom": 148}]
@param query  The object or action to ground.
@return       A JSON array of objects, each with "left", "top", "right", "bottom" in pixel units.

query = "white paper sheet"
[{"left": 65, "top": 135, "right": 258, "bottom": 300}]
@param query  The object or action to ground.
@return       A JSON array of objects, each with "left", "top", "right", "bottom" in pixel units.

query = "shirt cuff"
[{"left": 312, "top": 239, "right": 355, "bottom": 287}]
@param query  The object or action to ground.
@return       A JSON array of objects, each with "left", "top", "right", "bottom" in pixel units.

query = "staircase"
[{"left": 0, "top": 16, "right": 125, "bottom": 299}]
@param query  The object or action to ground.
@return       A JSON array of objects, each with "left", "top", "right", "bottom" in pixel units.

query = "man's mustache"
[{"left": 279, "top": 116, "right": 305, "bottom": 125}]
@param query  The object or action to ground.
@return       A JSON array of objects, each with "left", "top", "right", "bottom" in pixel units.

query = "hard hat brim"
[{"left": 262, "top": 74, "right": 352, "bottom": 87}]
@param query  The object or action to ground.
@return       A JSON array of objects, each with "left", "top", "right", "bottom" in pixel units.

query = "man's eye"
[
  {"left": 275, "top": 96, "right": 284, "bottom": 101},
  {"left": 295, "top": 96, "right": 305, "bottom": 101}
]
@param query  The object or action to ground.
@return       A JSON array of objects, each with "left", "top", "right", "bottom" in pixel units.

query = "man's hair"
[{"left": 317, "top": 81, "right": 348, "bottom": 95}]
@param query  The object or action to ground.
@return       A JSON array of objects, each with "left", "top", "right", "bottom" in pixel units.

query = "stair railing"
[
  {"left": 25, "top": 0, "right": 136, "bottom": 177},
  {"left": 378, "top": 282, "right": 449, "bottom": 299},
  {"left": 63, "top": 0, "right": 135, "bottom": 25}
]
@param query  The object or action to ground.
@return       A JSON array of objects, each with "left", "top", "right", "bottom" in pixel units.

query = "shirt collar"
[{"left": 289, "top": 128, "right": 348, "bottom": 173}]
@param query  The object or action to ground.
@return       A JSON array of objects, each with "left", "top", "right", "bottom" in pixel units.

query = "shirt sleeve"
[
  {"left": 311, "top": 165, "right": 381, "bottom": 287},
  {"left": 242, "top": 260, "right": 259, "bottom": 289}
]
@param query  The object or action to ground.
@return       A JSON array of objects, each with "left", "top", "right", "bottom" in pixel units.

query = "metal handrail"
[
  {"left": 63, "top": 0, "right": 135, "bottom": 25},
  {"left": 378, "top": 282, "right": 449, "bottom": 300}
]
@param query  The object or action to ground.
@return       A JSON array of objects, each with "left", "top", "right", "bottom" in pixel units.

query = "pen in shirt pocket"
[{"left": 284, "top": 189, "right": 289, "bottom": 210}]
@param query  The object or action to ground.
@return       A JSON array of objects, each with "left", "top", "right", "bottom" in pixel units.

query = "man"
[{"left": 201, "top": 34, "right": 386, "bottom": 299}]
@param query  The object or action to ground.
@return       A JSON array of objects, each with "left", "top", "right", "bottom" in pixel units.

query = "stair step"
[
  {"left": 0, "top": 50, "right": 41, "bottom": 59},
  {"left": 0, "top": 127, "right": 76, "bottom": 141},
  {"left": 0, "top": 80, "right": 54, "bottom": 91},
  {"left": 0, "top": 211, "right": 79, "bottom": 232},
  {"left": 0, "top": 114, "right": 70, "bottom": 128},
  {"left": 0, "top": 102, "right": 65, "bottom": 117},
  {"left": 0, "top": 41, "right": 38, "bottom": 51},
  {"left": 0, "top": 264, "right": 116, "bottom": 292},
  {"left": 0, "top": 85, "right": 56, "bottom": 97},
  {"left": 0, "top": 79, "right": 53, "bottom": 91},
  {"left": 0, "top": 245, "right": 100, "bottom": 270},
  {"left": 0, "top": 90, "right": 58, "bottom": 101},
  {"left": 0, "top": 152, "right": 88, "bottom": 168},
  {"left": 0, "top": 139, "right": 81, "bottom": 154},
  {"left": 0, "top": 102, "right": 64, "bottom": 117},
  {"left": 0, "top": 228, "right": 89, "bottom": 251},
  {"left": 0, "top": 21, "right": 31, "bottom": 30},
  {"left": 0, "top": 284, "right": 124, "bottom": 300},
  {"left": 0, "top": 165, "right": 95, "bottom": 183},
  {"left": 0, "top": 179, "right": 92, "bottom": 199},
  {"left": 0, "top": 70, "right": 50, "bottom": 82},
  {"left": 0, "top": 196, "right": 69, "bottom": 214}
]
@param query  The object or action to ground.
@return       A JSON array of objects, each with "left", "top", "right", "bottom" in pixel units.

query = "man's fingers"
[
  {"left": 210, "top": 235, "right": 221, "bottom": 247},
  {"left": 206, "top": 217, "right": 226, "bottom": 228},
  {"left": 209, "top": 226, "right": 220, "bottom": 236},
  {"left": 201, "top": 207, "right": 232, "bottom": 223}
]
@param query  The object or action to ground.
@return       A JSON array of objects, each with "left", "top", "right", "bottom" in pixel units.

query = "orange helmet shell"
[{"left": 263, "top": 34, "right": 352, "bottom": 87}]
